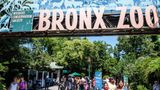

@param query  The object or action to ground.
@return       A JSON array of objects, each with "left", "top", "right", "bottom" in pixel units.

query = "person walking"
[
  {"left": 9, "top": 77, "right": 19, "bottom": 90},
  {"left": 27, "top": 79, "right": 33, "bottom": 90},
  {"left": 45, "top": 75, "right": 50, "bottom": 90},
  {"left": 117, "top": 80, "right": 124, "bottom": 90},
  {"left": 153, "top": 81, "right": 160, "bottom": 90},
  {"left": 19, "top": 76, "right": 27, "bottom": 90},
  {"left": 84, "top": 77, "right": 89, "bottom": 90},
  {"left": 104, "top": 83, "right": 109, "bottom": 90},
  {"left": 108, "top": 78, "right": 116, "bottom": 90},
  {"left": 79, "top": 77, "right": 85, "bottom": 90},
  {"left": 92, "top": 78, "right": 96, "bottom": 90},
  {"left": 66, "top": 76, "right": 73, "bottom": 90}
]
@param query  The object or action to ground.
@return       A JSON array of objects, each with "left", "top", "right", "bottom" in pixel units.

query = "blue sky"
[{"left": 87, "top": 36, "right": 118, "bottom": 47}]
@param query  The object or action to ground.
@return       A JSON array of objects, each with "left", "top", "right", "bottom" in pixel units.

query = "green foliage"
[
  {"left": 145, "top": 58, "right": 160, "bottom": 79},
  {"left": 53, "top": 39, "right": 95, "bottom": 72},
  {"left": 28, "top": 38, "right": 53, "bottom": 70},
  {"left": 116, "top": 35, "right": 160, "bottom": 89},
  {"left": 137, "top": 85, "right": 148, "bottom": 90},
  {"left": 38, "top": 38, "right": 113, "bottom": 75},
  {"left": 103, "top": 58, "right": 118, "bottom": 75},
  {"left": 0, "top": 82, "right": 6, "bottom": 90},
  {"left": 0, "top": 63, "right": 6, "bottom": 72},
  {"left": 117, "top": 35, "right": 155, "bottom": 58}
]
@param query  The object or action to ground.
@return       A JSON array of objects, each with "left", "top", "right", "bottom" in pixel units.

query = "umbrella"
[
  {"left": 63, "top": 70, "right": 69, "bottom": 74},
  {"left": 71, "top": 72, "right": 81, "bottom": 76}
]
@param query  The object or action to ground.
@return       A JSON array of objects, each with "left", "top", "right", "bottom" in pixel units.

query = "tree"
[
  {"left": 28, "top": 38, "right": 53, "bottom": 70},
  {"left": 42, "top": 38, "right": 113, "bottom": 77},
  {"left": 92, "top": 41, "right": 114, "bottom": 75},
  {"left": 117, "top": 35, "right": 155, "bottom": 59},
  {"left": 54, "top": 39, "right": 95, "bottom": 73},
  {"left": 0, "top": 38, "right": 30, "bottom": 87},
  {"left": 151, "top": 36, "right": 160, "bottom": 56},
  {"left": 115, "top": 35, "right": 160, "bottom": 89},
  {"left": 145, "top": 58, "right": 160, "bottom": 83}
]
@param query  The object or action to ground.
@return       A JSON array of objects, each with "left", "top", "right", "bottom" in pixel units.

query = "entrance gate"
[{"left": 0, "top": 0, "right": 160, "bottom": 89}]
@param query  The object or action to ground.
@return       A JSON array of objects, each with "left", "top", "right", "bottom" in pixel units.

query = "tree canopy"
[{"left": 0, "top": 36, "right": 160, "bottom": 90}]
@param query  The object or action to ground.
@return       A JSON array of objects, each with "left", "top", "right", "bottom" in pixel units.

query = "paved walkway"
[
  {"left": 48, "top": 85, "right": 59, "bottom": 90},
  {"left": 41, "top": 85, "right": 59, "bottom": 90}
]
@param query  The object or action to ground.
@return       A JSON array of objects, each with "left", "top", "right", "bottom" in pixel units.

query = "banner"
[{"left": 95, "top": 71, "right": 102, "bottom": 90}]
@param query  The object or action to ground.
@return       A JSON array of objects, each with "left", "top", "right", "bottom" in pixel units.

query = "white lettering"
[
  {"left": 38, "top": 10, "right": 50, "bottom": 31},
  {"left": 52, "top": 9, "right": 65, "bottom": 30},
  {"left": 145, "top": 6, "right": 159, "bottom": 28},
  {"left": 130, "top": 6, "right": 144, "bottom": 29},
  {"left": 66, "top": 9, "right": 78, "bottom": 30},
  {"left": 93, "top": 7, "right": 106, "bottom": 29},
  {"left": 117, "top": 7, "right": 130, "bottom": 28},
  {"left": 37, "top": 6, "right": 159, "bottom": 31},
  {"left": 79, "top": 8, "right": 92, "bottom": 30}
]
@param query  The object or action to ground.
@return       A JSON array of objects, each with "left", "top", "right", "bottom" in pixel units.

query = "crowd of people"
[
  {"left": 60, "top": 75, "right": 89, "bottom": 90},
  {"left": 103, "top": 77, "right": 128, "bottom": 90},
  {"left": 60, "top": 76, "right": 160, "bottom": 90},
  {"left": 60, "top": 75, "right": 128, "bottom": 90},
  {"left": 8, "top": 74, "right": 160, "bottom": 90},
  {"left": 103, "top": 78, "right": 160, "bottom": 90}
]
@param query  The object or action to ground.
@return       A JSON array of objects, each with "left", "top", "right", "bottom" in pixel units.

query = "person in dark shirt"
[{"left": 45, "top": 76, "right": 50, "bottom": 90}]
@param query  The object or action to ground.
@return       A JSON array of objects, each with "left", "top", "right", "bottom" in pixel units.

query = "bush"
[
  {"left": 129, "top": 82, "right": 137, "bottom": 90},
  {"left": 0, "top": 83, "right": 6, "bottom": 90},
  {"left": 137, "top": 85, "right": 148, "bottom": 90},
  {"left": 0, "top": 77, "right": 6, "bottom": 90}
]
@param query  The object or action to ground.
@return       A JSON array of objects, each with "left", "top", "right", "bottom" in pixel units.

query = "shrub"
[
  {"left": 137, "top": 85, "right": 148, "bottom": 90},
  {"left": 0, "top": 82, "right": 6, "bottom": 90}
]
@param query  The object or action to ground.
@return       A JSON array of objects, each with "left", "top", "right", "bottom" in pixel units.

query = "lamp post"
[{"left": 88, "top": 57, "right": 91, "bottom": 90}]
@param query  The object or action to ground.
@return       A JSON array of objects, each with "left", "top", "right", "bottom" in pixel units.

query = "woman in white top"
[
  {"left": 9, "top": 77, "right": 18, "bottom": 90},
  {"left": 108, "top": 78, "right": 116, "bottom": 90}
]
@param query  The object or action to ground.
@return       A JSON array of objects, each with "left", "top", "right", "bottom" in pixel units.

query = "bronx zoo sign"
[{"left": 39, "top": 6, "right": 159, "bottom": 31}]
